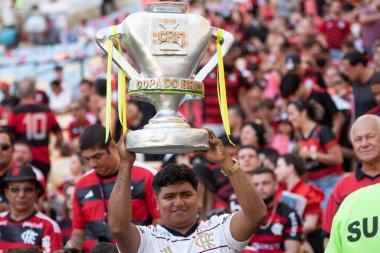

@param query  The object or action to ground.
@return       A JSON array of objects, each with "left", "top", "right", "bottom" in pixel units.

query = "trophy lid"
[{"left": 146, "top": 2, "right": 188, "bottom": 13}]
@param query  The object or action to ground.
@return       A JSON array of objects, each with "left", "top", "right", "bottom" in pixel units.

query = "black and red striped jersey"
[
  {"left": 294, "top": 125, "right": 343, "bottom": 181},
  {"left": 72, "top": 161, "right": 160, "bottom": 252},
  {"left": 6, "top": 104, "right": 62, "bottom": 175},
  {"left": 0, "top": 211, "right": 62, "bottom": 253},
  {"left": 248, "top": 203, "right": 303, "bottom": 253},
  {"left": 203, "top": 68, "right": 245, "bottom": 124}
]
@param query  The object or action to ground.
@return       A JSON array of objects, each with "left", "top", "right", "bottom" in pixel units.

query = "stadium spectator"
[
  {"left": 67, "top": 100, "right": 92, "bottom": 151},
  {"left": 287, "top": 100, "right": 344, "bottom": 210},
  {"left": 246, "top": 167, "right": 303, "bottom": 253},
  {"left": 66, "top": 125, "right": 160, "bottom": 252},
  {"left": 275, "top": 153, "right": 325, "bottom": 253},
  {"left": 359, "top": 0, "right": 380, "bottom": 55},
  {"left": 0, "top": 128, "right": 15, "bottom": 211},
  {"left": 6, "top": 78, "right": 63, "bottom": 177},
  {"left": 0, "top": 166, "right": 62, "bottom": 252},
  {"left": 58, "top": 182, "right": 75, "bottom": 245},
  {"left": 46, "top": 79, "right": 71, "bottom": 114},
  {"left": 322, "top": 115, "right": 380, "bottom": 247},
  {"left": 240, "top": 122, "right": 267, "bottom": 150},
  {"left": 237, "top": 145, "right": 262, "bottom": 175},
  {"left": 341, "top": 50, "right": 378, "bottom": 118},
  {"left": 280, "top": 73, "right": 345, "bottom": 136},
  {"left": 319, "top": 1, "right": 351, "bottom": 60}
]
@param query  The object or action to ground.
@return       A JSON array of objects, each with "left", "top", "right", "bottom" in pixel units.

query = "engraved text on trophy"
[{"left": 151, "top": 18, "right": 188, "bottom": 55}]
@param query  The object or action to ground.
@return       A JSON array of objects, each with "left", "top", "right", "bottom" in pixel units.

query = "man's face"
[
  {"left": 82, "top": 146, "right": 118, "bottom": 176},
  {"left": 237, "top": 148, "right": 261, "bottom": 174},
  {"left": 156, "top": 182, "right": 198, "bottom": 231},
  {"left": 371, "top": 84, "right": 380, "bottom": 105},
  {"left": 13, "top": 144, "right": 32, "bottom": 167},
  {"left": 251, "top": 173, "right": 277, "bottom": 203},
  {"left": 4, "top": 181, "right": 39, "bottom": 213},
  {"left": 0, "top": 133, "right": 13, "bottom": 170},
  {"left": 70, "top": 102, "right": 86, "bottom": 121},
  {"left": 341, "top": 59, "right": 361, "bottom": 82},
  {"left": 352, "top": 119, "right": 380, "bottom": 164},
  {"left": 330, "top": 1, "right": 342, "bottom": 15}
]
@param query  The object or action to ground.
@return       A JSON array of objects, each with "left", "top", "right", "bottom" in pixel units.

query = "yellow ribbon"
[
  {"left": 114, "top": 35, "right": 127, "bottom": 134},
  {"left": 105, "top": 34, "right": 114, "bottom": 142},
  {"left": 105, "top": 26, "right": 128, "bottom": 142},
  {"left": 216, "top": 29, "right": 234, "bottom": 145}
]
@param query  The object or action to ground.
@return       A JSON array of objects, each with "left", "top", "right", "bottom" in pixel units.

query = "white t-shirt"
[{"left": 132, "top": 213, "right": 249, "bottom": 253}]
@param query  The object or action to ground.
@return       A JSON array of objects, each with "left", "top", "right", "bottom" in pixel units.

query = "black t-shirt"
[
  {"left": 353, "top": 77, "right": 377, "bottom": 118},
  {"left": 307, "top": 88, "right": 339, "bottom": 128}
]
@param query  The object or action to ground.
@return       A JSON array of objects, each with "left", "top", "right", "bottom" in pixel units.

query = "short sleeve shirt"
[
  {"left": 326, "top": 184, "right": 380, "bottom": 253},
  {"left": 135, "top": 213, "right": 249, "bottom": 253}
]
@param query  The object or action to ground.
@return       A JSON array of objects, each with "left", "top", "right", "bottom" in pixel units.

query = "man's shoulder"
[
  {"left": 341, "top": 184, "right": 380, "bottom": 208},
  {"left": 13, "top": 104, "right": 51, "bottom": 114},
  {"left": 76, "top": 169, "right": 97, "bottom": 186},
  {"left": 33, "top": 212, "right": 62, "bottom": 233}
]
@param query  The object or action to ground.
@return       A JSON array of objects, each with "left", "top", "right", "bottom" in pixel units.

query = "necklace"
[{"left": 260, "top": 204, "right": 278, "bottom": 230}]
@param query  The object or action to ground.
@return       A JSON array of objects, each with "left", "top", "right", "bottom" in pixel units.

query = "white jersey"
[{"left": 134, "top": 213, "right": 249, "bottom": 253}]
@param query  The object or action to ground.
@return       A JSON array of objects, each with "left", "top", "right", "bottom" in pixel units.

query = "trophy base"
[{"left": 126, "top": 128, "right": 209, "bottom": 154}]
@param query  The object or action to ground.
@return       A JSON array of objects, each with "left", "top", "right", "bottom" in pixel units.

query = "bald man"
[{"left": 322, "top": 115, "right": 380, "bottom": 247}]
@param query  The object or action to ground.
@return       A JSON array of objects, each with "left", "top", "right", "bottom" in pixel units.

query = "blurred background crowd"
[{"left": 1, "top": 0, "right": 380, "bottom": 252}]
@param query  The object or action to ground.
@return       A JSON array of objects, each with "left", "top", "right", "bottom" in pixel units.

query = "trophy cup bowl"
[{"left": 96, "top": 2, "right": 234, "bottom": 154}]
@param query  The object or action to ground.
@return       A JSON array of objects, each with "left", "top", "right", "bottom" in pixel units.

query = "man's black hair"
[
  {"left": 90, "top": 242, "right": 118, "bottom": 253},
  {"left": 50, "top": 79, "right": 61, "bottom": 87},
  {"left": 94, "top": 78, "right": 107, "bottom": 97},
  {"left": 280, "top": 153, "right": 306, "bottom": 177},
  {"left": 252, "top": 167, "right": 277, "bottom": 181},
  {"left": 80, "top": 79, "right": 93, "bottom": 87},
  {"left": 152, "top": 164, "right": 198, "bottom": 196},
  {"left": 343, "top": 50, "right": 368, "bottom": 66},
  {"left": 280, "top": 73, "right": 301, "bottom": 99},
  {"left": 79, "top": 124, "right": 111, "bottom": 152}
]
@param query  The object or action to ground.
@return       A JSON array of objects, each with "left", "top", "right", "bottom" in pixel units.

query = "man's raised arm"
[
  {"left": 197, "top": 129, "right": 267, "bottom": 242},
  {"left": 108, "top": 133, "right": 141, "bottom": 253}
]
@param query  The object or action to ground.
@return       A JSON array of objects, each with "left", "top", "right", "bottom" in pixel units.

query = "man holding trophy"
[{"left": 96, "top": 2, "right": 267, "bottom": 252}]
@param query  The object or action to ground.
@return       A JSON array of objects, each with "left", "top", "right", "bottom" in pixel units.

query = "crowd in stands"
[{"left": 1, "top": 0, "right": 380, "bottom": 252}]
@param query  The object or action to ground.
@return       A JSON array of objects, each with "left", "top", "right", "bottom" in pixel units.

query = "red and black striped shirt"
[
  {"left": 0, "top": 211, "right": 62, "bottom": 253},
  {"left": 248, "top": 203, "right": 303, "bottom": 253},
  {"left": 6, "top": 104, "right": 62, "bottom": 175},
  {"left": 203, "top": 68, "right": 245, "bottom": 124},
  {"left": 294, "top": 125, "right": 343, "bottom": 181},
  {"left": 72, "top": 161, "right": 160, "bottom": 252}
]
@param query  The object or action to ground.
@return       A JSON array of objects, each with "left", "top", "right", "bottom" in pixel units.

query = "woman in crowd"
[
  {"left": 240, "top": 121, "right": 267, "bottom": 150},
  {"left": 286, "top": 100, "right": 343, "bottom": 210},
  {"left": 275, "top": 153, "right": 324, "bottom": 253}
]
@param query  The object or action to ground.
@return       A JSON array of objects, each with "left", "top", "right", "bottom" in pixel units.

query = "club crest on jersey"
[
  {"left": 271, "top": 223, "right": 284, "bottom": 236},
  {"left": 21, "top": 229, "right": 39, "bottom": 244},
  {"left": 195, "top": 232, "right": 216, "bottom": 250}
]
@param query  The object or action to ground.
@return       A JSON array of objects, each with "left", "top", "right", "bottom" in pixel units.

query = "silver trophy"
[{"left": 96, "top": 2, "right": 233, "bottom": 154}]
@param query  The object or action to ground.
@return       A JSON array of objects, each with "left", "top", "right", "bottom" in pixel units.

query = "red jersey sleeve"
[
  {"left": 72, "top": 186, "right": 85, "bottom": 230},
  {"left": 303, "top": 185, "right": 324, "bottom": 216},
  {"left": 42, "top": 220, "right": 63, "bottom": 253},
  {"left": 322, "top": 189, "right": 340, "bottom": 237},
  {"left": 144, "top": 173, "right": 160, "bottom": 220},
  {"left": 283, "top": 210, "right": 303, "bottom": 242}
]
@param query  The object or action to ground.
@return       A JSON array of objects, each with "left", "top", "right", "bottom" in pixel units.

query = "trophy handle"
[
  {"left": 194, "top": 27, "right": 234, "bottom": 82},
  {"left": 95, "top": 25, "right": 140, "bottom": 79}
]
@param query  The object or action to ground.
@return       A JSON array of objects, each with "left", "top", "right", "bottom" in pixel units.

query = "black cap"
[
  {"left": 1, "top": 166, "right": 44, "bottom": 197},
  {"left": 285, "top": 52, "right": 301, "bottom": 70}
]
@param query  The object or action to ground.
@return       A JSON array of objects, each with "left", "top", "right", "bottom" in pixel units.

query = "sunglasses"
[
  {"left": 7, "top": 185, "right": 36, "bottom": 194},
  {"left": 0, "top": 143, "right": 11, "bottom": 151}
]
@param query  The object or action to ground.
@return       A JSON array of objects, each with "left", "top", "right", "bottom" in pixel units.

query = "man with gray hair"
[
  {"left": 5, "top": 78, "right": 63, "bottom": 177},
  {"left": 322, "top": 114, "right": 380, "bottom": 247}
]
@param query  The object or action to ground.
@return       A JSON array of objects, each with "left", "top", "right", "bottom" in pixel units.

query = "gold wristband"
[{"left": 221, "top": 158, "right": 240, "bottom": 177}]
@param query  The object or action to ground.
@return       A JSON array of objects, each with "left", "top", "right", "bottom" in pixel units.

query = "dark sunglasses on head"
[
  {"left": 0, "top": 143, "right": 11, "bottom": 151},
  {"left": 7, "top": 185, "right": 36, "bottom": 194}
]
